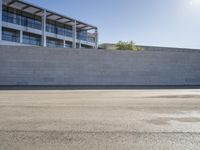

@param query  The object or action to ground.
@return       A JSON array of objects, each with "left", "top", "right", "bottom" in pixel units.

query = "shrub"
[{"left": 116, "top": 41, "right": 143, "bottom": 51}]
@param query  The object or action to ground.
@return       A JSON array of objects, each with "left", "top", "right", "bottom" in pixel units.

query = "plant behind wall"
[{"left": 116, "top": 41, "right": 143, "bottom": 51}]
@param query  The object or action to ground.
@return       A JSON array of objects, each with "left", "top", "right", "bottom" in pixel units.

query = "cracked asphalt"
[{"left": 0, "top": 89, "right": 200, "bottom": 150}]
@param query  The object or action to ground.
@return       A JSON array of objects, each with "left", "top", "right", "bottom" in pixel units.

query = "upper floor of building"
[{"left": 0, "top": 0, "right": 98, "bottom": 48}]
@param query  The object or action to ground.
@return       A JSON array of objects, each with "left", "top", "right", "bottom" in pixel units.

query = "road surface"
[{"left": 1, "top": 89, "right": 200, "bottom": 150}]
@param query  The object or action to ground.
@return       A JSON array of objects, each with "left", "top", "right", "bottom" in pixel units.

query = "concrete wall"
[{"left": 0, "top": 45, "right": 200, "bottom": 86}]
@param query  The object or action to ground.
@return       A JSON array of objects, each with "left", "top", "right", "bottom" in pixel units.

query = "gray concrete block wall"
[{"left": 0, "top": 45, "right": 200, "bottom": 86}]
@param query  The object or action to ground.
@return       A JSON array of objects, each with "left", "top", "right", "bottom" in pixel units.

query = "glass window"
[
  {"left": 23, "top": 32, "right": 41, "bottom": 46},
  {"left": 2, "top": 6, "right": 42, "bottom": 30},
  {"left": 46, "top": 20, "right": 73, "bottom": 37},
  {"left": 65, "top": 41, "right": 72, "bottom": 48},
  {"left": 47, "top": 37, "right": 63, "bottom": 48},
  {"left": 77, "top": 30, "right": 87, "bottom": 41},
  {"left": 2, "top": 28, "right": 20, "bottom": 43}
]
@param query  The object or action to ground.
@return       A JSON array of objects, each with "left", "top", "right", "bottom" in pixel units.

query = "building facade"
[{"left": 0, "top": 0, "right": 98, "bottom": 48}]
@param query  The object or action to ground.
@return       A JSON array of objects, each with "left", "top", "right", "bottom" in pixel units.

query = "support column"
[
  {"left": 0, "top": 0, "right": 3, "bottom": 41},
  {"left": 95, "top": 28, "right": 98, "bottom": 49},
  {"left": 63, "top": 40, "right": 66, "bottom": 48},
  {"left": 72, "top": 20, "right": 77, "bottom": 48},
  {"left": 42, "top": 9, "right": 47, "bottom": 47},
  {"left": 20, "top": 30, "right": 23, "bottom": 43}
]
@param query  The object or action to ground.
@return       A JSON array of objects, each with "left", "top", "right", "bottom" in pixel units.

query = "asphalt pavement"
[{"left": 1, "top": 89, "right": 200, "bottom": 150}]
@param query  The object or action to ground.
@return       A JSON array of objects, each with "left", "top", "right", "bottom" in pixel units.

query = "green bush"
[{"left": 116, "top": 41, "right": 143, "bottom": 51}]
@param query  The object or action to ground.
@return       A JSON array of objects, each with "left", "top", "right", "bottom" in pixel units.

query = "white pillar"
[
  {"left": 95, "top": 28, "right": 98, "bottom": 49},
  {"left": 0, "top": 0, "right": 2, "bottom": 41},
  {"left": 63, "top": 40, "right": 66, "bottom": 48},
  {"left": 42, "top": 9, "right": 47, "bottom": 47},
  {"left": 72, "top": 20, "right": 77, "bottom": 48},
  {"left": 20, "top": 30, "right": 23, "bottom": 43}
]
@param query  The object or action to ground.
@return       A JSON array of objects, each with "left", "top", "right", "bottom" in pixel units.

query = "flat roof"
[{"left": 3, "top": 0, "right": 97, "bottom": 31}]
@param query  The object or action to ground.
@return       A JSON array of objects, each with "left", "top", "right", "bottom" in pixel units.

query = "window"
[
  {"left": 46, "top": 20, "right": 73, "bottom": 37},
  {"left": 77, "top": 30, "right": 87, "bottom": 41},
  {"left": 2, "top": 28, "right": 20, "bottom": 43},
  {"left": 3, "top": 11, "right": 14, "bottom": 24},
  {"left": 77, "top": 30, "right": 95, "bottom": 43},
  {"left": 23, "top": 32, "right": 41, "bottom": 46},
  {"left": 47, "top": 37, "right": 63, "bottom": 48},
  {"left": 3, "top": 6, "right": 42, "bottom": 30},
  {"left": 65, "top": 41, "right": 72, "bottom": 48}
]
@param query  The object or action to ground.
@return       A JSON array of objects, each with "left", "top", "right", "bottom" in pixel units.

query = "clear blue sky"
[{"left": 27, "top": 0, "right": 200, "bottom": 49}]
